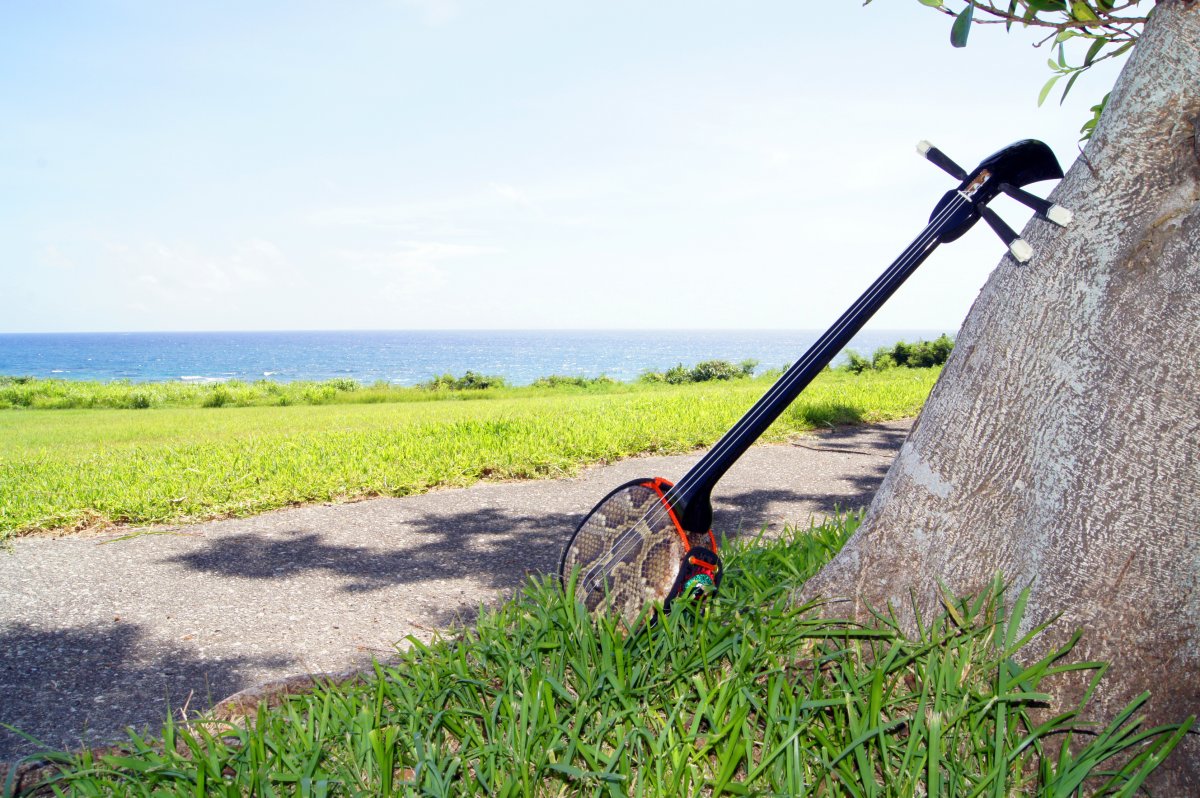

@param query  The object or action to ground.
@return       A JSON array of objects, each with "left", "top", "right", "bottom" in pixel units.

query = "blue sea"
[{"left": 0, "top": 330, "right": 953, "bottom": 386}]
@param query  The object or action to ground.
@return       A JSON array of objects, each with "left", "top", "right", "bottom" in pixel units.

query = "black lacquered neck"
[{"left": 667, "top": 205, "right": 961, "bottom": 517}]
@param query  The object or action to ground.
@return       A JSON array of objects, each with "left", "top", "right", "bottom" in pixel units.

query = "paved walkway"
[{"left": 0, "top": 420, "right": 910, "bottom": 761}]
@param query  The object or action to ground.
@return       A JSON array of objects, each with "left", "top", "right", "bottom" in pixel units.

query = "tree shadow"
[
  {"left": 162, "top": 454, "right": 894, "bottom": 595},
  {"left": 0, "top": 621, "right": 295, "bottom": 762},
  {"left": 802, "top": 423, "right": 910, "bottom": 456},
  {"left": 161, "top": 505, "right": 583, "bottom": 595},
  {"left": 712, "top": 462, "right": 891, "bottom": 543}
]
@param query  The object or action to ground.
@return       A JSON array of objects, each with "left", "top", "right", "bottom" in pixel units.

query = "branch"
[{"left": 927, "top": 0, "right": 1147, "bottom": 41}]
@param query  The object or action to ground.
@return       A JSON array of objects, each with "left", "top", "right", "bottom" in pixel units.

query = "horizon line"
[{"left": 0, "top": 326, "right": 959, "bottom": 336}]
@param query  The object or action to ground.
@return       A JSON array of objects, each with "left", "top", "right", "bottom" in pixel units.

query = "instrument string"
[
  {"left": 581, "top": 193, "right": 970, "bottom": 591},
  {"left": 582, "top": 197, "right": 964, "bottom": 590}
]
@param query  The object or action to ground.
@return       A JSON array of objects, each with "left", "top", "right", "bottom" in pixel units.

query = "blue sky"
[{"left": 2, "top": 1, "right": 1123, "bottom": 333}]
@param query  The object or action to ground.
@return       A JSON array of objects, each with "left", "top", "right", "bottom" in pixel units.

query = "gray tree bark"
[{"left": 801, "top": 0, "right": 1200, "bottom": 788}]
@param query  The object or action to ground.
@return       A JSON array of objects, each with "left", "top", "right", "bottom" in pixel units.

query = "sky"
[{"left": 1, "top": 1, "right": 1126, "bottom": 333}]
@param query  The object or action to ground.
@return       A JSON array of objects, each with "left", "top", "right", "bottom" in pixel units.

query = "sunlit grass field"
[
  {"left": 18, "top": 516, "right": 1188, "bottom": 795},
  {"left": 0, "top": 369, "right": 937, "bottom": 541}
]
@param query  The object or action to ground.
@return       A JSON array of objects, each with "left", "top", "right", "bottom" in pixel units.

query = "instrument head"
[{"left": 933, "top": 139, "right": 1064, "bottom": 243}]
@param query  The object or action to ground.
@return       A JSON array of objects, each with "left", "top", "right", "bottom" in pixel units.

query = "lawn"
[{"left": 0, "top": 369, "right": 937, "bottom": 540}]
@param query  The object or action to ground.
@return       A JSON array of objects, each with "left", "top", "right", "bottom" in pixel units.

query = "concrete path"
[{"left": 0, "top": 420, "right": 910, "bottom": 761}]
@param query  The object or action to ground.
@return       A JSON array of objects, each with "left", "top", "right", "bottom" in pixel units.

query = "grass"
[
  {"left": 9, "top": 515, "right": 1190, "bottom": 796},
  {"left": 0, "top": 368, "right": 939, "bottom": 541},
  {"left": 0, "top": 375, "right": 636, "bottom": 412}
]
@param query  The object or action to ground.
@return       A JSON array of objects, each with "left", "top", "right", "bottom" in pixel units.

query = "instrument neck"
[{"left": 670, "top": 213, "right": 954, "bottom": 511}]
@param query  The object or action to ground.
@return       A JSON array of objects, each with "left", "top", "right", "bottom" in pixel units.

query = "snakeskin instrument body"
[{"left": 560, "top": 478, "right": 715, "bottom": 625}]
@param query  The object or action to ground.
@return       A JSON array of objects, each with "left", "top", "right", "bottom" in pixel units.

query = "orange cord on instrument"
[{"left": 643, "top": 477, "right": 693, "bottom": 551}]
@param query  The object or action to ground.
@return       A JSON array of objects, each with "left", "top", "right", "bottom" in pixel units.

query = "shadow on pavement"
[
  {"left": 712, "top": 478, "right": 883, "bottom": 541},
  {"left": 162, "top": 457, "right": 893, "bottom": 592},
  {"left": 161, "top": 507, "right": 583, "bottom": 594},
  {"left": 805, "top": 423, "right": 910, "bottom": 455},
  {"left": 0, "top": 621, "right": 292, "bottom": 761}
]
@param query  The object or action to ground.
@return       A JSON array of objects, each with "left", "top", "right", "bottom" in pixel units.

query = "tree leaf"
[
  {"left": 1084, "top": 37, "right": 1105, "bottom": 66},
  {"left": 951, "top": 3, "right": 974, "bottom": 48},
  {"left": 917, "top": 0, "right": 944, "bottom": 7},
  {"left": 1025, "top": 0, "right": 1068, "bottom": 11},
  {"left": 1060, "top": 70, "right": 1082, "bottom": 104},
  {"left": 1038, "top": 73, "right": 1062, "bottom": 106},
  {"left": 1071, "top": 1, "right": 1101, "bottom": 22}
]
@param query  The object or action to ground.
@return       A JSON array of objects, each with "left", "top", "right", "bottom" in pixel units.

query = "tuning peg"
[
  {"left": 998, "top": 182, "right": 1073, "bottom": 227},
  {"left": 917, "top": 140, "right": 968, "bottom": 181},
  {"left": 979, "top": 206, "right": 1033, "bottom": 263}
]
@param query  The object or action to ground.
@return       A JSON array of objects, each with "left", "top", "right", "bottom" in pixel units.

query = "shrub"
[
  {"left": 326, "top": 378, "right": 359, "bottom": 392},
  {"left": 421, "top": 373, "right": 458, "bottom": 391},
  {"left": 530, "top": 375, "right": 614, "bottom": 389},
  {"left": 844, "top": 351, "right": 873, "bottom": 374},
  {"left": 0, "top": 387, "right": 33, "bottom": 407},
  {"left": 201, "top": 387, "right": 232, "bottom": 408},
  {"left": 663, "top": 364, "right": 691, "bottom": 384},
  {"left": 456, "top": 371, "right": 505, "bottom": 390},
  {"left": 641, "top": 359, "right": 755, "bottom": 384},
  {"left": 843, "top": 334, "right": 955, "bottom": 373},
  {"left": 301, "top": 385, "right": 337, "bottom": 405},
  {"left": 872, "top": 350, "right": 899, "bottom": 370},
  {"left": 690, "top": 360, "right": 744, "bottom": 382},
  {"left": 419, "top": 371, "right": 507, "bottom": 391}
]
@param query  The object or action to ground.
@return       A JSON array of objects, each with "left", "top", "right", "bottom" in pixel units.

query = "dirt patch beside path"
[{"left": 0, "top": 420, "right": 910, "bottom": 762}]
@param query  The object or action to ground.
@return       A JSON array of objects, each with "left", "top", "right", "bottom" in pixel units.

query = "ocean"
[{"left": 0, "top": 329, "right": 953, "bottom": 386}]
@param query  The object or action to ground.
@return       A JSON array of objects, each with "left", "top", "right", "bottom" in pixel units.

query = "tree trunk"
[{"left": 801, "top": 0, "right": 1200, "bottom": 788}]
